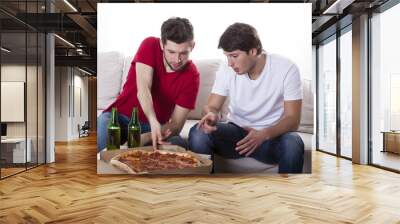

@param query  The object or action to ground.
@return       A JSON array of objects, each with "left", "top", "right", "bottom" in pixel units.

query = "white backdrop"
[{"left": 98, "top": 3, "right": 311, "bottom": 79}]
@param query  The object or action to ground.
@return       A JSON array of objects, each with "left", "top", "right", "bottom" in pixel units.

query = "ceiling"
[{"left": 0, "top": 0, "right": 392, "bottom": 76}]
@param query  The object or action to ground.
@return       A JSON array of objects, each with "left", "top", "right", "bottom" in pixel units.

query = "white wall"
[
  {"left": 72, "top": 72, "right": 89, "bottom": 138},
  {"left": 54, "top": 67, "right": 89, "bottom": 141},
  {"left": 55, "top": 67, "right": 68, "bottom": 141},
  {"left": 98, "top": 3, "right": 312, "bottom": 79}
]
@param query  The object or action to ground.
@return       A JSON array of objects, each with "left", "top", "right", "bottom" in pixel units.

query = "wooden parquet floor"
[
  {"left": 1, "top": 134, "right": 400, "bottom": 223},
  {"left": 1, "top": 167, "right": 26, "bottom": 178}
]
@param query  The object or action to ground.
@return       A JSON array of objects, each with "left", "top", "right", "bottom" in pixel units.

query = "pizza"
[{"left": 110, "top": 149, "right": 202, "bottom": 174}]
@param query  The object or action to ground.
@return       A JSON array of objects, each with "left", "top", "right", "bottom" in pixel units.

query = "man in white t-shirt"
[{"left": 188, "top": 23, "right": 304, "bottom": 173}]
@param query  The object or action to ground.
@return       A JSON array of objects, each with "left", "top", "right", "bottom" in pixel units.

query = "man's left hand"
[{"left": 235, "top": 127, "right": 267, "bottom": 157}]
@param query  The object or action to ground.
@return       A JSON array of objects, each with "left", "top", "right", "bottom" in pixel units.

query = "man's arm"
[
  {"left": 140, "top": 105, "right": 190, "bottom": 146},
  {"left": 261, "top": 99, "right": 302, "bottom": 139},
  {"left": 162, "top": 105, "right": 191, "bottom": 137},
  {"left": 198, "top": 93, "right": 226, "bottom": 133},
  {"left": 136, "top": 62, "right": 156, "bottom": 122},
  {"left": 203, "top": 93, "right": 226, "bottom": 116},
  {"left": 136, "top": 62, "right": 168, "bottom": 148}
]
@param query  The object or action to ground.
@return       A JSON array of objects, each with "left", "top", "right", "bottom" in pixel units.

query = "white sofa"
[{"left": 98, "top": 51, "right": 314, "bottom": 173}]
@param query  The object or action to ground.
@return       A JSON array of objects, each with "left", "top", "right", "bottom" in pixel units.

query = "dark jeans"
[
  {"left": 97, "top": 112, "right": 187, "bottom": 152},
  {"left": 188, "top": 122, "right": 304, "bottom": 173}
]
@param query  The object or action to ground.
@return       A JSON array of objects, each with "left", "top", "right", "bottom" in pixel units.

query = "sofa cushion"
[
  {"left": 187, "top": 59, "right": 220, "bottom": 120},
  {"left": 298, "top": 79, "right": 314, "bottom": 134},
  {"left": 121, "top": 56, "right": 134, "bottom": 92},
  {"left": 181, "top": 120, "right": 198, "bottom": 140},
  {"left": 97, "top": 51, "right": 124, "bottom": 110}
]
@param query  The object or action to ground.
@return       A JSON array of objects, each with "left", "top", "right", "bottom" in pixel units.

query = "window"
[
  {"left": 317, "top": 36, "right": 337, "bottom": 154},
  {"left": 0, "top": 1, "right": 47, "bottom": 179},
  {"left": 371, "top": 2, "right": 400, "bottom": 171},
  {"left": 339, "top": 28, "right": 352, "bottom": 158}
]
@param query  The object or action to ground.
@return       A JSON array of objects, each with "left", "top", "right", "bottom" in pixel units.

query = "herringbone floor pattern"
[{"left": 1, "top": 134, "right": 400, "bottom": 223}]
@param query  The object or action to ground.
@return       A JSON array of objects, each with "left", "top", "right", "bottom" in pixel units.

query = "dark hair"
[
  {"left": 161, "top": 17, "right": 194, "bottom": 44},
  {"left": 218, "top": 23, "right": 262, "bottom": 54}
]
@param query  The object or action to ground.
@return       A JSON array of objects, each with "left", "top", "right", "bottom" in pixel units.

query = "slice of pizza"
[{"left": 110, "top": 149, "right": 202, "bottom": 174}]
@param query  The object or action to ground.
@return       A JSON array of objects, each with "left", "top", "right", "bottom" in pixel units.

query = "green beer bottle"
[
  {"left": 107, "top": 107, "right": 121, "bottom": 150},
  {"left": 128, "top": 107, "right": 141, "bottom": 148}
]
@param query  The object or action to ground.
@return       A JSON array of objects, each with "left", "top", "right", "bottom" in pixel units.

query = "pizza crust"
[{"left": 110, "top": 159, "right": 142, "bottom": 174}]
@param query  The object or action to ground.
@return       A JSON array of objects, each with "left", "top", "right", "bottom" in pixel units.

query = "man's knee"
[
  {"left": 188, "top": 124, "right": 213, "bottom": 154},
  {"left": 280, "top": 132, "right": 304, "bottom": 157},
  {"left": 97, "top": 112, "right": 112, "bottom": 152},
  {"left": 209, "top": 122, "right": 246, "bottom": 142},
  {"left": 98, "top": 112, "right": 111, "bottom": 125},
  {"left": 276, "top": 132, "right": 304, "bottom": 173},
  {"left": 188, "top": 124, "right": 203, "bottom": 145}
]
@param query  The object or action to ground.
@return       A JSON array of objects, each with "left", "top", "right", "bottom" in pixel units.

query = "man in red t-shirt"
[{"left": 97, "top": 17, "right": 200, "bottom": 152}]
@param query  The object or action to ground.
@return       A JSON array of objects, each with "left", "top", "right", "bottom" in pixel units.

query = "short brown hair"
[
  {"left": 218, "top": 23, "right": 262, "bottom": 54},
  {"left": 161, "top": 17, "right": 194, "bottom": 44}
]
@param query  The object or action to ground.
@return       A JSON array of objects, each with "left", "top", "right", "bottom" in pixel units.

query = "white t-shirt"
[{"left": 212, "top": 53, "right": 302, "bottom": 130}]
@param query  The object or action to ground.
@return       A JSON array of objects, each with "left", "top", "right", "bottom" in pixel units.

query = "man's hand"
[
  {"left": 236, "top": 127, "right": 268, "bottom": 157},
  {"left": 198, "top": 112, "right": 219, "bottom": 134},
  {"left": 149, "top": 118, "right": 172, "bottom": 149}
]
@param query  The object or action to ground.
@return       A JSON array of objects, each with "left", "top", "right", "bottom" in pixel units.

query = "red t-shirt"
[{"left": 105, "top": 37, "right": 200, "bottom": 124}]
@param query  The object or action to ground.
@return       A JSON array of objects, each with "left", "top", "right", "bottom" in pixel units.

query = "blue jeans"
[
  {"left": 97, "top": 112, "right": 187, "bottom": 152},
  {"left": 188, "top": 122, "right": 304, "bottom": 173}
]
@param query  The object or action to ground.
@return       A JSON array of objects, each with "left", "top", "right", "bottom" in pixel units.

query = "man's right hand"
[
  {"left": 198, "top": 112, "right": 219, "bottom": 134},
  {"left": 149, "top": 119, "right": 171, "bottom": 149}
]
